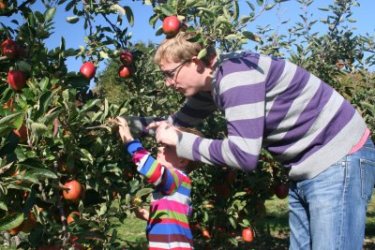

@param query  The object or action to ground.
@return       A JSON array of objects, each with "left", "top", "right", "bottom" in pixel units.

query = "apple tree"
[{"left": 0, "top": 0, "right": 373, "bottom": 249}]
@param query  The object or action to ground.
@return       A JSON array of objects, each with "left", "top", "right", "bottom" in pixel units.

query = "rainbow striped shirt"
[{"left": 126, "top": 140, "right": 193, "bottom": 250}]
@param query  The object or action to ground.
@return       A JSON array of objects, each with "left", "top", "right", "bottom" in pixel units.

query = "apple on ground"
[
  {"left": 7, "top": 70, "right": 27, "bottom": 91},
  {"left": 80, "top": 61, "right": 96, "bottom": 79},
  {"left": 162, "top": 16, "right": 181, "bottom": 37}
]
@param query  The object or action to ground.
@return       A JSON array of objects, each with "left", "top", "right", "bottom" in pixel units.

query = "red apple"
[
  {"left": 120, "top": 50, "right": 133, "bottom": 65},
  {"left": 13, "top": 124, "right": 28, "bottom": 142},
  {"left": 80, "top": 61, "right": 96, "bottom": 79},
  {"left": 0, "top": 1, "right": 7, "bottom": 10},
  {"left": 67, "top": 211, "right": 80, "bottom": 224},
  {"left": 62, "top": 180, "right": 83, "bottom": 201},
  {"left": 118, "top": 65, "right": 131, "bottom": 78},
  {"left": 7, "top": 70, "right": 26, "bottom": 91},
  {"left": 201, "top": 228, "right": 211, "bottom": 239},
  {"left": 274, "top": 183, "right": 289, "bottom": 199},
  {"left": 242, "top": 227, "right": 254, "bottom": 242},
  {"left": 225, "top": 171, "right": 236, "bottom": 184},
  {"left": 162, "top": 16, "right": 181, "bottom": 37},
  {"left": 1, "top": 38, "right": 17, "bottom": 59},
  {"left": 213, "top": 183, "right": 230, "bottom": 198},
  {"left": 3, "top": 98, "right": 14, "bottom": 111}
]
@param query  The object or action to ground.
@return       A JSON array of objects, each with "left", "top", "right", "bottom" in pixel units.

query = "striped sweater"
[
  {"left": 126, "top": 140, "right": 193, "bottom": 250},
  {"left": 128, "top": 51, "right": 368, "bottom": 180}
]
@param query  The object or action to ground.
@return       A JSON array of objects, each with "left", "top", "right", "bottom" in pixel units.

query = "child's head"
[{"left": 155, "top": 126, "right": 203, "bottom": 173}]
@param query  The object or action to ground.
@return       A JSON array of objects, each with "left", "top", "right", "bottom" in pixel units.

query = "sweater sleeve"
[
  {"left": 169, "top": 91, "right": 217, "bottom": 127},
  {"left": 124, "top": 92, "right": 216, "bottom": 135},
  {"left": 125, "top": 140, "right": 182, "bottom": 195},
  {"left": 176, "top": 55, "right": 271, "bottom": 172}
]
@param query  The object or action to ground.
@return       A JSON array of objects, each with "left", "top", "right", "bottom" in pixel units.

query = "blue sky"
[{"left": 1, "top": 0, "right": 374, "bottom": 87}]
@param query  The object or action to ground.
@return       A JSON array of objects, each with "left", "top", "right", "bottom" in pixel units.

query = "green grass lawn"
[{"left": 113, "top": 195, "right": 375, "bottom": 249}]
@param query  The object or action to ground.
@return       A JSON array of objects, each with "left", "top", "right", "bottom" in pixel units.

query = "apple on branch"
[
  {"left": 162, "top": 16, "right": 181, "bottom": 37},
  {"left": 118, "top": 65, "right": 132, "bottom": 78},
  {"left": 80, "top": 61, "right": 96, "bottom": 79},
  {"left": 7, "top": 70, "right": 27, "bottom": 91}
]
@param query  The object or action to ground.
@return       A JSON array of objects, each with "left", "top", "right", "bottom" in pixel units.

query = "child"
[{"left": 116, "top": 116, "right": 200, "bottom": 250}]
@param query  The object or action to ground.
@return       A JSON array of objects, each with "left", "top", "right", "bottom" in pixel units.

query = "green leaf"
[
  {"left": 44, "top": 7, "right": 56, "bottom": 23},
  {"left": 110, "top": 4, "right": 125, "bottom": 15},
  {"left": 23, "top": 188, "right": 36, "bottom": 212},
  {"left": 79, "top": 148, "right": 94, "bottom": 164},
  {"left": 256, "top": 0, "right": 264, "bottom": 6},
  {"left": 16, "top": 61, "right": 32, "bottom": 73},
  {"left": 197, "top": 48, "right": 207, "bottom": 60},
  {"left": 0, "top": 112, "right": 24, "bottom": 128},
  {"left": 232, "top": 1, "right": 239, "bottom": 20},
  {"left": 242, "top": 31, "right": 261, "bottom": 42},
  {"left": 26, "top": 167, "right": 58, "bottom": 180},
  {"left": 66, "top": 16, "right": 80, "bottom": 24},
  {"left": 31, "top": 122, "right": 48, "bottom": 135},
  {"left": 124, "top": 6, "right": 134, "bottom": 26},
  {"left": 265, "top": 3, "right": 276, "bottom": 10},
  {"left": 229, "top": 216, "right": 237, "bottom": 229},
  {"left": 38, "top": 91, "right": 53, "bottom": 114},
  {"left": 79, "top": 99, "right": 101, "bottom": 113},
  {"left": 99, "top": 51, "right": 109, "bottom": 59},
  {"left": 239, "top": 16, "right": 252, "bottom": 25},
  {"left": 0, "top": 201, "right": 7, "bottom": 211},
  {"left": 60, "top": 37, "right": 65, "bottom": 51},
  {"left": 135, "top": 188, "right": 153, "bottom": 198},
  {"left": 247, "top": 2, "right": 255, "bottom": 11},
  {"left": 318, "top": 7, "right": 330, "bottom": 11},
  {"left": 160, "top": 5, "right": 175, "bottom": 16},
  {"left": 149, "top": 13, "right": 159, "bottom": 28},
  {"left": 155, "top": 26, "right": 164, "bottom": 36},
  {"left": 98, "top": 203, "right": 107, "bottom": 216},
  {"left": 0, "top": 212, "right": 24, "bottom": 231},
  {"left": 65, "top": 0, "right": 75, "bottom": 11},
  {"left": 225, "top": 34, "right": 239, "bottom": 41}
]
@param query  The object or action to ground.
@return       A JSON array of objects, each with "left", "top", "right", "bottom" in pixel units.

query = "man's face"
[{"left": 159, "top": 59, "right": 205, "bottom": 97}]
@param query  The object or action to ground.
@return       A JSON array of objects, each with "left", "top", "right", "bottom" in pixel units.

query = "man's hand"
[
  {"left": 116, "top": 116, "right": 134, "bottom": 143},
  {"left": 147, "top": 121, "right": 179, "bottom": 146}
]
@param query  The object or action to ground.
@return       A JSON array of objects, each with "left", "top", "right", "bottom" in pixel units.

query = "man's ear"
[{"left": 191, "top": 56, "right": 206, "bottom": 73}]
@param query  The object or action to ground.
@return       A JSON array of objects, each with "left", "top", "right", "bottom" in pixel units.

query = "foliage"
[{"left": 0, "top": 0, "right": 374, "bottom": 249}]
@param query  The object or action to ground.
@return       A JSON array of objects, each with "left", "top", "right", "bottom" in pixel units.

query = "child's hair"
[
  {"left": 176, "top": 126, "right": 203, "bottom": 173},
  {"left": 154, "top": 31, "right": 216, "bottom": 66}
]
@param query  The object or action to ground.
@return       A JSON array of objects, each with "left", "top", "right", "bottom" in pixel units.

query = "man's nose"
[{"left": 165, "top": 78, "right": 175, "bottom": 87}]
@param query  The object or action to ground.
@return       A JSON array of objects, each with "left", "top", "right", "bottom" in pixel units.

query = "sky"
[{"left": 1, "top": 0, "right": 374, "bottom": 87}]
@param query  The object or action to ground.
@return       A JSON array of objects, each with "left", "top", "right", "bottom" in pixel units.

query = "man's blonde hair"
[{"left": 154, "top": 31, "right": 215, "bottom": 66}]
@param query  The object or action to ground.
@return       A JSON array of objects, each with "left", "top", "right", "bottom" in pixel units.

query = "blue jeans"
[{"left": 289, "top": 138, "right": 375, "bottom": 250}]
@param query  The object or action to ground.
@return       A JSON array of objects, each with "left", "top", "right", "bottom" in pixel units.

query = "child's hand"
[
  {"left": 134, "top": 207, "right": 149, "bottom": 221},
  {"left": 116, "top": 116, "right": 134, "bottom": 143}
]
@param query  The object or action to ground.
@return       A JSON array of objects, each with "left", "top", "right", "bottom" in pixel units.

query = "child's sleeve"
[{"left": 125, "top": 140, "right": 182, "bottom": 195}]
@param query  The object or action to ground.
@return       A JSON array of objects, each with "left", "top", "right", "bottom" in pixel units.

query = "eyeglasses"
[{"left": 160, "top": 60, "right": 190, "bottom": 80}]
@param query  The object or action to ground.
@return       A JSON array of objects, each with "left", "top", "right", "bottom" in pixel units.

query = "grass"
[{"left": 113, "top": 195, "right": 375, "bottom": 249}]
